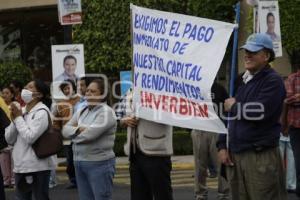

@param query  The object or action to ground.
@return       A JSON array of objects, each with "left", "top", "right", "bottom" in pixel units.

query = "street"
[
  {"left": 4, "top": 183, "right": 215, "bottom": 200},
  {"left": 5, "top": 183, "right": 299, "bottom": 200},
  {"left": 4, "top": 168, "right": 299, "bottom": 200}
]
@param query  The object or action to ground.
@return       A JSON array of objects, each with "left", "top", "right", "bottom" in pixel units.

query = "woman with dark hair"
[
  {"left": 63, "top": 79, "right": 117, "bottom": 200},
  {"left": 59, "top": 79, "right": 76, "bottom": 97},
  {"left": 5, "top": 79, "right": 56, "bottom": 200},
  {"left": 0, "top": 86, "right": 15, "bottom": 188},
  {"left": 2, "top": 86, "right": 15, "bottom": 106},
  {"left": 9, "top": 80, "right": 25, "bottom": 107}
]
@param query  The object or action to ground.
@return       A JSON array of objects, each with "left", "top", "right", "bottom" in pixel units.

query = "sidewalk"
[{"left": 56, "top": 155, "right": 195, "bottom": 171}]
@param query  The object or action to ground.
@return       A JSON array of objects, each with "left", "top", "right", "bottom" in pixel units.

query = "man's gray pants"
[
  {"left": 227, "top": 147, "right": 287, "bottom": 200},
  {"left": 191, "top": 130, "right": 230, "bottom": 200}
]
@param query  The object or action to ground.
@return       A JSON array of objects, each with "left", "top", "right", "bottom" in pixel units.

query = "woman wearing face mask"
[
  {"left": 5, "top": 79, "right": 56, "bottom": 200},
  {"left": 63, "top": 79, "right": 117, "bottom": 200}
]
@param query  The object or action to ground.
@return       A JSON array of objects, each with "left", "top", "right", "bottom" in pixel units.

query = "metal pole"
[
  {"left": 63, "top": 25, "right": 73, "bottom": 44},
  {"left": 229, "top": 2, "right": 240, "bottom": 97},
  {"left": 227, "top": 2, "right": 241, "bottom": 149}
]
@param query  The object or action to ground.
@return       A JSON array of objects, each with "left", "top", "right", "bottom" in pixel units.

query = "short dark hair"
[
  {"left": 79, "top": 76, "right": 88, "bottom": 85},
  {"left": 33, "top": 79, "right": 52, "bottom": 108},
  {"left": 1, "top": 86, "right": 15, "bottom": 101},
  {"left": 63, "top": 55, "right": 77, "bottom": 65},
  {"left": 10, "top": 80, "right": 23, "bottom": 90},
  {"left": 266, "top": 12, "right": 275, "bottom": 21},
  {"left": 59, "top": 79, "right": 76, "bottom": 93},
  {"left": 264, "top": 48, "right": 275, "bottom": 63},
  {"left": 90, "top": 79, "right": 108, "bottom": 102}
]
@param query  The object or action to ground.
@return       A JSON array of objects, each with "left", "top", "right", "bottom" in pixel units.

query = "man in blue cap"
[{"left": 217, "top": 33, "right": 287, "bottom": 199}]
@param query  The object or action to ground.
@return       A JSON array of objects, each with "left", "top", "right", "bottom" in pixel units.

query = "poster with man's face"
[
  {"left": 58, "top": 0, "right": 82, "bottom": 25},
  {"left": 258, "top": 0, "right": 282, "bottom": 57},
  {"left": 51, "top": 44, "right": 85, "bottom": 99}
]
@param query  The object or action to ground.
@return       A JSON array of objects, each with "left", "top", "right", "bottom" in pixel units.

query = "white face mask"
[{"left": 21, "top": 89, "right": 33, "bottom": 104}]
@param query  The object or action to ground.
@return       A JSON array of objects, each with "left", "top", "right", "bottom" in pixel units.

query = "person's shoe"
[
  {"left": 49, "top": 183, "right": 57, "bottom": 189},
  {"left": 65, "top": 184, "right": 77, "bottom": 189},
  {"left": 195, "top": 194, "right": 208, "bottom": 200},
  {"left": 286, "top": 189, "right": 295, "bottom": 193},
  {"left": 218, "top": 193, "right": 229, "bottom": 200},
  {"left": 208, "top": 173, "right": 217, "bottom": 178}
]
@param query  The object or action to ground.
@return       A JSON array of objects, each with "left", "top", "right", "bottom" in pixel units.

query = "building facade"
[{"left": 0, "top": 0, "right": 64, "bottom": 81}]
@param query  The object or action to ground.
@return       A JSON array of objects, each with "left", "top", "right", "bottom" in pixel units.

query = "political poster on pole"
[
  {"left": 57, "top": 0, "right": 82, "bottom": 25},
  {"left": 131, "top": 4, "right": 235, "bottom": 134},
  {"left": 51, "top": 44, "right": 85, "bottom": 99},
  {"left": 258, "top": 0, "right": 282, "bottom": 57}
]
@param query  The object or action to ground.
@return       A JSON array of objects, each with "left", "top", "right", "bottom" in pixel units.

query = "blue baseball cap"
[{"left": 240, "top": 33, "right": 274, "bottom": 52}]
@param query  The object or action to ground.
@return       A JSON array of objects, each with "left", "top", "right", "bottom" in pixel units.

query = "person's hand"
[
  {"left": 120, "top": 116, "right": 138, "bottom": 128},
  {"left": 285, "top": 96, "right": 295, "bottom": 104},
  {"left": 10, "top": 102, "right": 22, "bottom": 120},
  {"left": 218, "top": 149, "right": 234, "bottom": 166},
  {"left": 78, "top": 127, "right": 86, "bottom": 134},
  {"left": 282, "top": 126, "right": 289, "bottom": 137},
  {"left": 285, "top": 93, "right": 300, "bottom": 104},
  {"left": 224, "top": 98, "right": 236, "bottom": 112},
  {"left": 293, "top": 93, "right": 300, "bottom": 102}
]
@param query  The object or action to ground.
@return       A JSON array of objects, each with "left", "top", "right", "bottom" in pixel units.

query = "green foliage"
[
  {"left": 246, "top": 1, "right": 300, "bottom": 70},
  {"left": 73, "top": 0, "right": 238, "bottom": 75},
  {"left": 278, "top": 0, "right": 300, "bottom": 69},
  {"left": 172, "top": 130, "right": 193, "bottom": 155},
  {"left": 114, "top": 129, "right": 192, "bottom": 156},
  {"left": 114, "top": 131, "right": 127, "bottom": 157},
  {"left": 187, "top": 0, "right": 238, "bottom": 22},
  {"left": 73, "top": 0, "right": 132, "bottom": 74},
  {"left": 0, "top": 61, "right": 32, "bottom": 87},
  {"left": 279, "top": 0, "right": 300, "bottom": 54}
]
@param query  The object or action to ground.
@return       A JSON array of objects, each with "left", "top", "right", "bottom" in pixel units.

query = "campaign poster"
[
  {"left": 131, "top": 4, "right": 235, "bottom": 133},
  {"left": 258, "top": 0, "right": 282, "bottom": 57},
  {"left": 58, "top": 0, "right": 82, "bottom": 25},
  {"left": 51, "top": 44, "right": 85, "bottom": 99}
]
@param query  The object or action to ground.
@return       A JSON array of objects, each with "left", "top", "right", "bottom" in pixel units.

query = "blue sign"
[{"left": 120, "top": 71, "right": 132, "bottom": 96}]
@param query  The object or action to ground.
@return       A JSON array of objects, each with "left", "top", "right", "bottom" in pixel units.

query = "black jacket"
[{"left": 0, "top": 107, "right": 10, "bottom": 150}]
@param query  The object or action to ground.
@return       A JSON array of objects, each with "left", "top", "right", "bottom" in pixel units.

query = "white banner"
[
  {"left": 131, "top": 4, "right": 235, "bottom": 134},
  {"left": 258, "top": 0, "right": 282, "bottom": 57},
  {"left": 51, "top": 44, "right": 85, "bottom": 99},
  {"left": 58, "top": 0, "right": 82, "bottom": 25}
]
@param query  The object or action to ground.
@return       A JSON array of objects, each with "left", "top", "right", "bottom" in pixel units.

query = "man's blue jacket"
[{"left": 218, "top": 66, "right": 286, "bottom": 153}]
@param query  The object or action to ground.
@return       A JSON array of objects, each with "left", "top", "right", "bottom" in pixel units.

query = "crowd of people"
[{"left": 0, "top": 33, "right": 299, "bottom": 200}]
